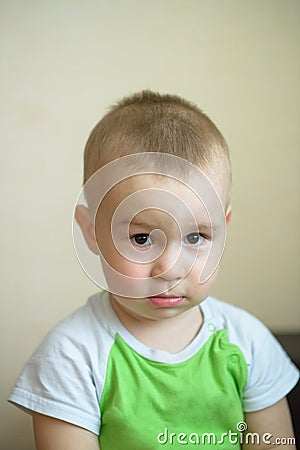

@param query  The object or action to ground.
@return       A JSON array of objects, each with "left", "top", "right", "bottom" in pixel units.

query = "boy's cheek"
[
  {"left": 194, "top": 266, "right": 219, "bottom": 291},
  {"left": 186, "top": 264, "right": 219, "bottom": 292},
  {"left": 118, "top": 263, "right": 147, "bottom": 279},
  {"left": 101, "top": 260, "right": 161, "bottom": 299},
  {"left": 106, "top": 253, "right": 148, "bottom": 278}
]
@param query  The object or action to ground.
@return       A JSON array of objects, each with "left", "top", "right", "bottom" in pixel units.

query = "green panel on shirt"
[{"left": 99, "top": 329, "right": 248, "bottom": 449}]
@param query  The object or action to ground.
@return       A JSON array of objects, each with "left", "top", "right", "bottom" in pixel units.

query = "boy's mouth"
[{"left": 147, "top": 296, "right": 185, "bottom": 307}]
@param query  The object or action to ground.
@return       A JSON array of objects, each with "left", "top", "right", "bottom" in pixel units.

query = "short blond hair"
[{"left": 83, "top": 90, "right": 231, "bottom": 195}]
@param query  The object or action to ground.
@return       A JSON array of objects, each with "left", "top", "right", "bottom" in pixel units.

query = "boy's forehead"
[
  {"left": 104, "top": 174, "right": 196, "bottom": 203},
  {"left": 101, "top": 174, "right": 201, "bottom": 216},
  {"left": 96, "top": 151, "right": 229, "bottom": 208},
  {"left": 101, "top": 171, "right": 226, "bottom": 211},
  {"left": 84, "top": 153, "right": 227, "bottom": 221}
]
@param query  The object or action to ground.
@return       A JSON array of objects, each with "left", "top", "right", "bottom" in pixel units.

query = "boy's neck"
[{"left": 110, "top": 296, "right": 203, "bottom": 354}]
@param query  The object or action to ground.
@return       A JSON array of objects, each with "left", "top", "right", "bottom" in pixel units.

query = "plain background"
[{"left": 1, "top": 1, "right": 299, "bottom": 448}]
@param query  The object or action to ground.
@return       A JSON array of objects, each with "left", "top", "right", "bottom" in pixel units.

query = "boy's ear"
[
  {"left": 74, "top": 205, "right": 99, "bottom": 254},
  {"left": 225, "top": 204, "right": 232, "bottom": 225}
]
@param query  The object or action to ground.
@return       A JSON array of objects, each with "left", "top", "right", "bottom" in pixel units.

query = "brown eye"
[{"left": 132, "top": 234, "right": 151, "bottom": 246}]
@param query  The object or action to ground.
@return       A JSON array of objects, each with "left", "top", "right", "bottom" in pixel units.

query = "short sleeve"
[
  {"left": 8, "top": 323, "right": 102, "bottom": 435},
  {"left": 243, "top": 327, "right": 299, "bottom": 412}
]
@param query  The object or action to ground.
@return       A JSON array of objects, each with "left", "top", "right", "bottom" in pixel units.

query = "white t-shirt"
[{"left": 8, "top": 291, "right": 299, "bottom": 448}]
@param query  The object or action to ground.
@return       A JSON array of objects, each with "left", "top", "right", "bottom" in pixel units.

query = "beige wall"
[{"left": 1, "top": 1, "right": 299, "bottom": 448}]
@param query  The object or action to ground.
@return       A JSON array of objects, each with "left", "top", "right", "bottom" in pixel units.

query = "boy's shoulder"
[
  {"left": 201, "top": 296, "right": 275, "bottom": 364},
  {"left": 35, "top": 291, "right": 115, "bottom": 359},
  {"left": 202, "top": 295, "right": 270, "bottom": 338}
]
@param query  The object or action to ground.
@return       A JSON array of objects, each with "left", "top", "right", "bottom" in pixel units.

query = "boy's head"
[
  {"left": 83, "top": 90, "right": 231, "bottom": 204},
  {"left": 75, "top": 90, "right": 232, "bottom": 321}
]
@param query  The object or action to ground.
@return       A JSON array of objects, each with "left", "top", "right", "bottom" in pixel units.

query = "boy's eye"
[
  {"left": 185, "top": 232, "right": 205, "bottom": 246},
  {"left": 131, "top": 233, "right": 152, "bottom": 247}
]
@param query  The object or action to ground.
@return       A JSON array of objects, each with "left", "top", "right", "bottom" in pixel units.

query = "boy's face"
[{"left": 92, "top": 171, "right": 231, "bottom": 322}]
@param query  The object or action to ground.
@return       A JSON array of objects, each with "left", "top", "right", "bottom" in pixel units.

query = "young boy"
[{"left": 9, "top": 91, "right": 299, "bottom": 449}]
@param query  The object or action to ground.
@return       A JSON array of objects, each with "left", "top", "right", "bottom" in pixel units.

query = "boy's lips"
[{"left": 147, "top": 296, "right": 185, "bottom": 307}]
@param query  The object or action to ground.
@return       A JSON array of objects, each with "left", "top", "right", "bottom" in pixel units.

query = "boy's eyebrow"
[
  {"left": 127, "top": 220, "right": 221, "bottom": 233},
  {"left": 129, "top": 221, "right": 156, "bottom": 229}
]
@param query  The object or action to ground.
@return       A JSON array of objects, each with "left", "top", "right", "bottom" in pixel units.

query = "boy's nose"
[{"left": 150, "top": 245, "right": 186, "bottom": 281}]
